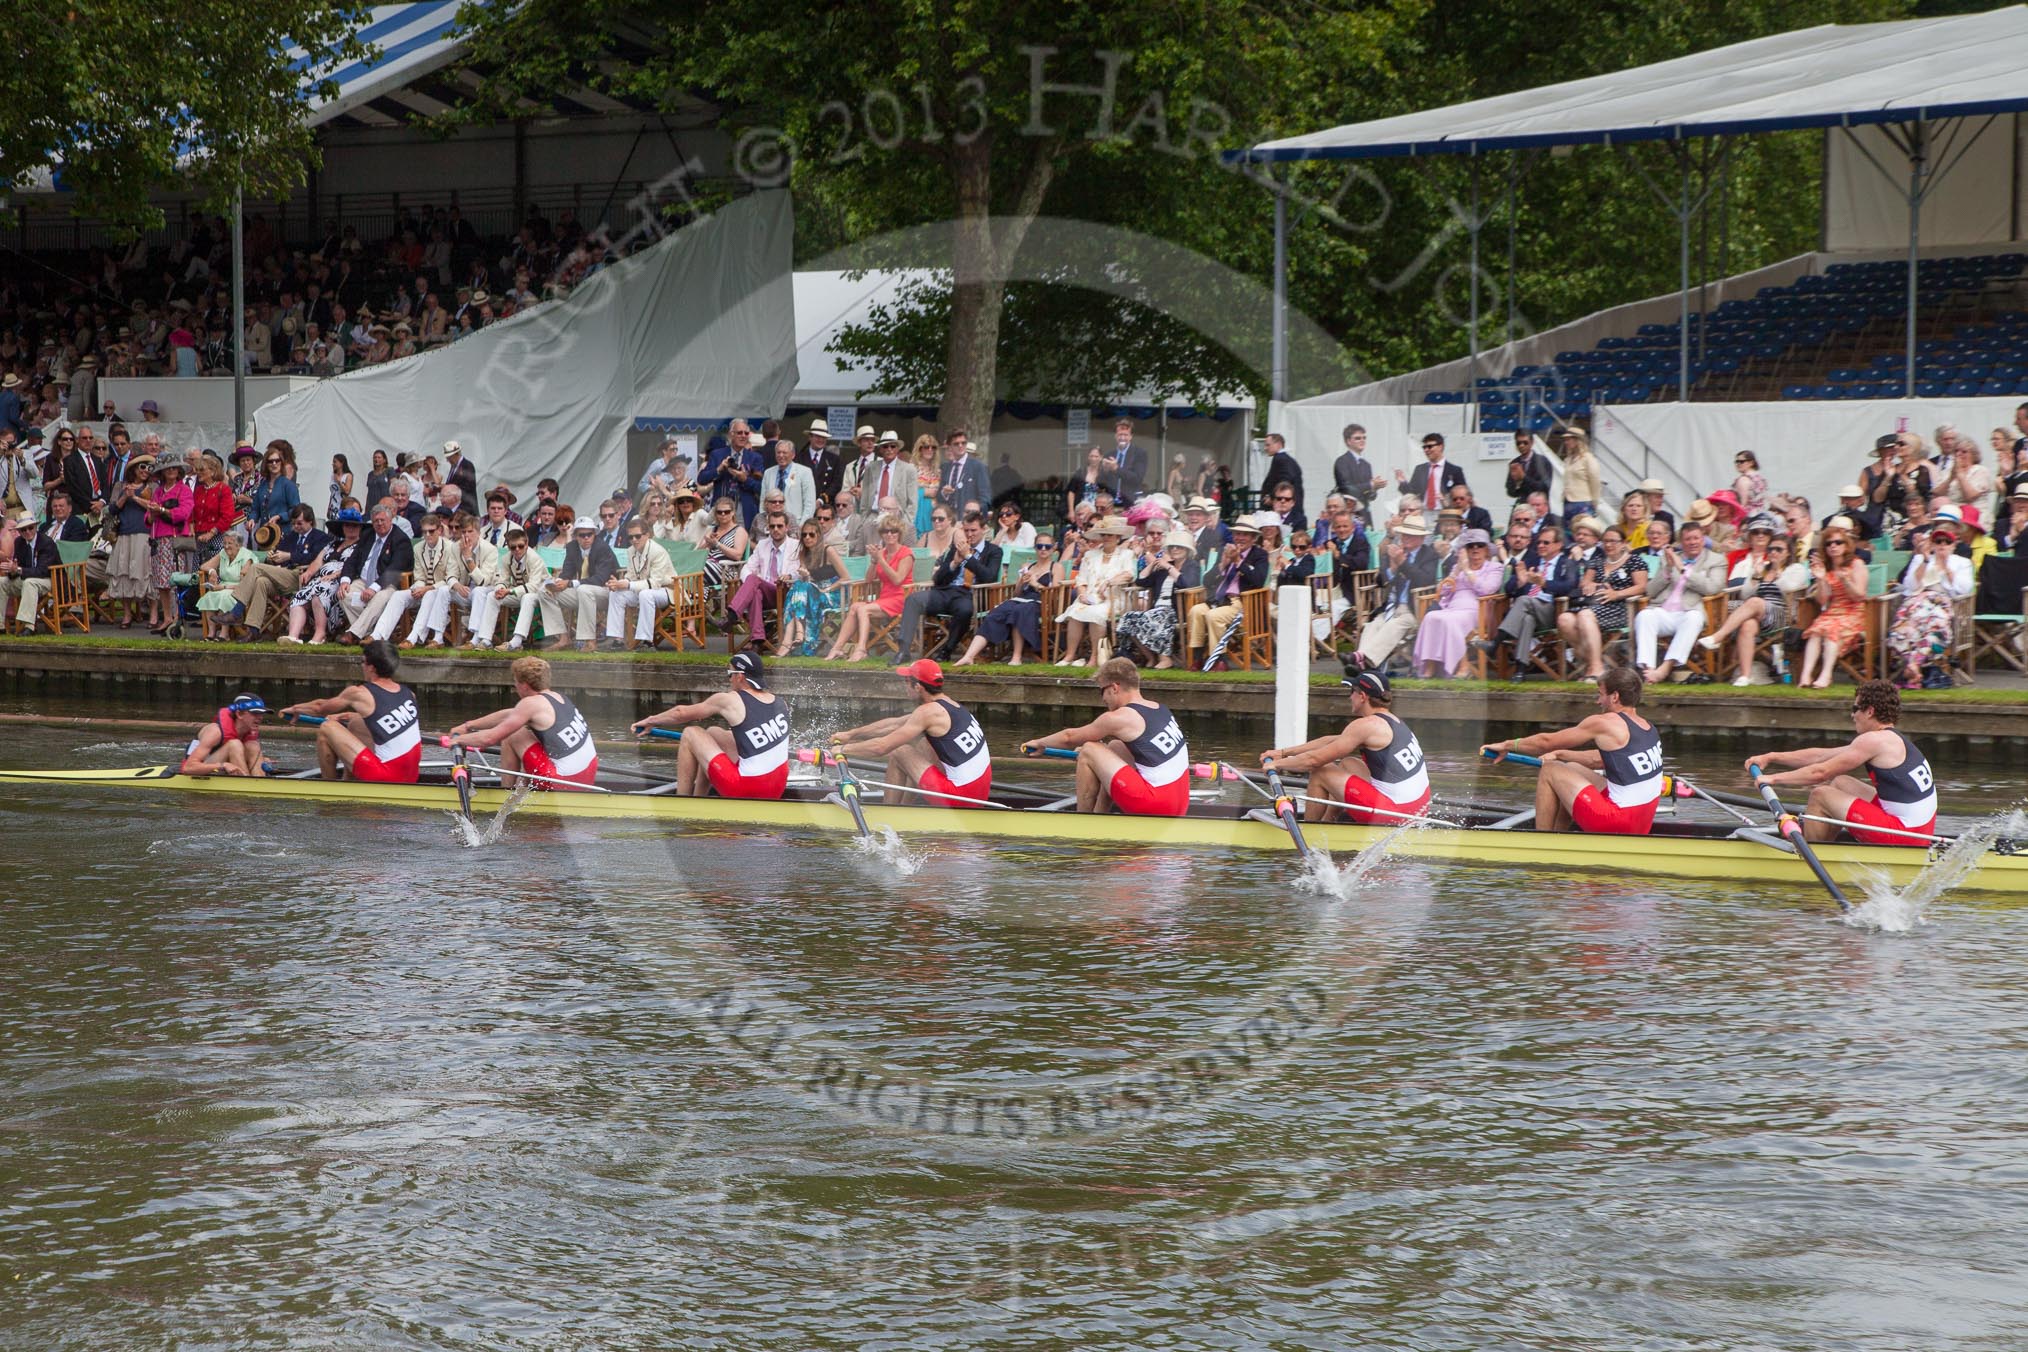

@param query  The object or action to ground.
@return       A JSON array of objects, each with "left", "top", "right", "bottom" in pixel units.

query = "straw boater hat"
[
  {"left": 1639, "top": 478, "right": 1666, "bottom": 493},
  {"left": 1396, "top": 513, "right": 1431, "bottom": 536},
  {"left": 877, "top": 430, "right": 900, "bottom": 446},
  {"left": 1244, "top": 510, "right": 1282, "bottom": 532},
  {"left": 471, "top": 290, "right": 490, "bottom": 305},
  {"left": 1, "top": 374, "right": 18, "bottom": 389},
  {"left": 1571, "top": 514, "right": 1606, "bottom": 536},
  {"left": 1162, "top": 529, "right": 1197, "bottom": 552},
  {"left": 807, "top": 418, "right": 830, "bottom": 437},
  {"left": 1088, "top": 518, "right": 1131, "bottom": 538},
  {"left": 673, "top": 485, "right": 702, "bottom": 504},
  {"left": 1683, "top": 499, "right": 1719, "bottom": 528},
  {"left": 854, "top": 424, "right": 876, "bottom": 439},
  {"left": 1821, "top": 515, "right": 1858, "bottom": 539},
  {"left": 1837, "top": 483, "right": 1866, "bottom": 499},
  {"left": 1185, "top": 495, "right": 1216, "bottom": 513}
]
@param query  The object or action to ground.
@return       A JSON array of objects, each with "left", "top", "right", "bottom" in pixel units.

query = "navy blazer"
[
  {"left": 555, "top": 538, "right": 619, "bottom": 586},
  {"left": 1504, "top": 549, "right": 1582, "bottom": 600},
  {"left": 930, "top": 538, "right": 1002, "bottom": 591},
  {"left": 939, "top": 455, "right": 992, "bottom": 514},
  {"left": 1332, "top": 451, "right": 1375, "bottom": 505},
  {"left": 11, "top": 530, "right": 60, "bottom": 579},
  {"left": 1404, "top": 460, "right": 1468, "bottom": 506},
  {"left": 1206, "top": 544, "right": 1269, "bottom": 600},
  {"left": 1378, "top": 543, "right": 1439, "bottom": 611},
  {"left": 340, "top": 525, "right": 414, "bottom": 589}
]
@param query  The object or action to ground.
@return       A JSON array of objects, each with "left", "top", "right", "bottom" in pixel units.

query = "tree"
[
  {"left": 448, "top": 0, "right": 1418, "bottom": 426},
  {"left": 2, "top": 0, "right": 369, "bottom": 229}
]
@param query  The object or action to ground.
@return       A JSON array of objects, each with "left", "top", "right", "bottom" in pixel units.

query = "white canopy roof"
[{"left": 1235, "top": 7, "right": 2028, "bottom": 162}]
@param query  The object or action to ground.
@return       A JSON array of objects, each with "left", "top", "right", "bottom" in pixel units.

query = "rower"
[
  {"left": 831, "top": 659, "right": 992, "bottom": 805},
  {"left": 1745, "top": 679, "right": 1935, "bottom": 846},
  {"left": 1020, "top": 656, "right": 1190, "bottom": 816},
  {"left": 180, "top": 692, "right": 269, "bottom": 778},
  {"left": 276, "top": 640, "right": 423, "bottom": 783},
  {"left": 1481, "top": 665, "right": 1662, "bottom": 835},
  {"left": 447, "top": 655, "right": 599, "bottom": 789},
  {"left": 1260, "top": 670, "right": 1429, "bottom": 825},
  {"left": 632, "top": 650, "right": 790, "bottom": 799}
]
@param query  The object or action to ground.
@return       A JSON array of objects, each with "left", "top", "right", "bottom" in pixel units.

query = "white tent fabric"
[
  {"left": 255, "top": 191, "right": 797, "bottom": 518},
  {"left": 1237, "top": 8, "right": 2028, "bottom": 161},
  {"left": 1825, "top": 116, "right": 2025, "bottom": 251}
]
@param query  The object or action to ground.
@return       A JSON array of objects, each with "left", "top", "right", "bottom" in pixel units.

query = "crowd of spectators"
[{"left": 0, "top": 201, "right": 620, "bottom": 431}]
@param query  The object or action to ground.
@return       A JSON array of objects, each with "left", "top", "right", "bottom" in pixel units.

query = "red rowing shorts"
[
  {"left": 349, "top": 744, "right": 421, "bottom": 785},
  {"left": 521, "top": 744, "right": 600, "bottom": 790},
  {"left": 1108, "top": 764, "right": 1190, "bottom": 817},
  {"left": 1342, "top": 775, "right": 1430, "bottom": 826},
  {"left": 1843, "top": 796, "right": 1933, "bottom": 847},
  {"left": 706, "top": 752, "right": 790, "bottom": 800},
  {"left": 1570, "top": 784, "right": 1658, "bottom": 835},
  {"left": 920, "top": 764, "right": 991, "bottom": 805}
]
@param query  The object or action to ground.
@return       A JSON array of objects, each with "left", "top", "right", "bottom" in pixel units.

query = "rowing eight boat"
[{"left": 5, "top": 764, "right": 2021, "bottom": 893}]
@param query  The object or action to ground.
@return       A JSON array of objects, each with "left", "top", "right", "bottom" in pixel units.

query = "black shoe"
[
  {"left": 597, "top": 638, "right": 625, "bottom": 652},
  {"left": 1469, "top": 637, "right": 1498, "bottom": 655}
]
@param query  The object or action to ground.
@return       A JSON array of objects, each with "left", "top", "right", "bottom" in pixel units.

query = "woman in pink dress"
[
  {"left": 1797, "top": 521, "right": 1869, "bottom": 688},
  {"left": 1414, "top": 530, "right": 1502, "bottom": 677}
]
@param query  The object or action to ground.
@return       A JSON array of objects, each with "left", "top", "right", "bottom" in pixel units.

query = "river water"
[{"left": 3, "top": 711, "right": 2026, "bottom": 1349}]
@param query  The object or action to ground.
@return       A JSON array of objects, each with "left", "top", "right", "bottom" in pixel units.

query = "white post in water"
[{"left": 1275, "top": 584, "right": 1310, "bottom": 751}]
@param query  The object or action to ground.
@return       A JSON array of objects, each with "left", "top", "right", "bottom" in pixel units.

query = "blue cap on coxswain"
[{"left": 228, "top": 693, "right": 269, "bottom": 713}]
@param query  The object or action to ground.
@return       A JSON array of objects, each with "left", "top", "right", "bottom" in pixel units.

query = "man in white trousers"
[
  {"left": 1633, "top": 520, "right": 1725, "bottom": 684},
  {"left": 467, "top": 527, "right": 549, "bottom": 650},
  {"left": 600, "top": 518, "right": 679, "bottom": 650},
  {"left": 396, "top": 511, "right": 467, "bottom": 649}
]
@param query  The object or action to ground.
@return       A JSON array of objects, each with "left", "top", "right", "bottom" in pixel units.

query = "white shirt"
[
  {"left": 740, "top": 533, "right": 800, "bottom": 584},
  {"left": 993, "top": 522, "right": 1037, "bottom": 549}
]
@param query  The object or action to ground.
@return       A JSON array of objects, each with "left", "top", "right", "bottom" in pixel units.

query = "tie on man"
[
  {"left": 777, "top": 466, "right": 789, "bottom": 492},
  {"left": 1425, "top": 467, "right": 1439, "bottom": 511},
  {"left": 877, "top": 462, "right": 892, "bottom": 505}
]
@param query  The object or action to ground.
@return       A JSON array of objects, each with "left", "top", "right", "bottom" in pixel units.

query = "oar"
[
  {"left": 1750, "top": 766, "right": 1852, "bottom": 912},
  {"left": 1259, "top": 761, "right": 1316, "bottom": 862},
  {"left": 442, "top": 736, "right": 474, "bottom": 826},
  {"left": 830, "top": 751, "right": 874, "bottom": 841},
  {"left": 1031, "top": 746, "right": 1241, "bottom": 779}
]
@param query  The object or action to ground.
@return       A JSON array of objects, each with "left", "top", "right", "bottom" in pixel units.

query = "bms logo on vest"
[
  {"left": 951, "top": 721, "right": 984, "bottom": 754},
  {"left": 1148, "top": 721, "right": 1183, "bottom": 755},
  {"left": 743, "top": 712, "right": 790, "bottom": 750},
  {"left": 553, "top": 715, "right": 588, "bottom": 749},
  {"left": 1909, "top": 761, "right": 1934, "bottom": 792},
  {"left": 1395, "top": 736, "right": 1425, "bottom": 773},
  {"left": 374, "top": 699, "right": 418, "bottom": 736},
  {"left": 1628, "top": 745, "right": 1663, "bottom": 776}
]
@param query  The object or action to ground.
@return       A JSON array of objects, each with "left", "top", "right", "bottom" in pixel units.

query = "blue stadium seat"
[{"left": 1781, "top": 385, "right": 1813, "bottom": 400}]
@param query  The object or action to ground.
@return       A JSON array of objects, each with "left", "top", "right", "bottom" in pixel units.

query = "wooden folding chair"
[
  {"left": 1683, "top": 594, "right": 1731, "bottom": 679},
  {"left": 1234, "top": 587, "right": 1274, "bottom": 670},
  {"left": 39, "top": 554, "right": 93, "bottom": 635},
  {"left": 654, "top": 572, "right": 713, "bottom": 652},
  {"left": 1462, "top": 594, "right": 1510, "bottom": 679},
  {"left": 1969, "top": 555, "right": 2028, "bottom": 677},
  {"left": 1174, "top": 585, "right": 1206, "bottom": 669},
  {"left": 1038, "top": 581, "right": 1075, "bottom": 663}
]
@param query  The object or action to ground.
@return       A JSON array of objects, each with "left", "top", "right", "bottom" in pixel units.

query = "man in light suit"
[
  {"left": 766, "top": 438, "right": 818, "bottom": 525},
  {"left": 1183, "top": 496, "right": 1231, "bottom": 568},
  {"left": 840, "top": 425, "right": 880, "bottom": 503},
  {"left": 1399, "top": 433, "right": 1467, "bottom": 514},
  {"left": 862, "top": 431, "right": 919, "bottom": 524},
  {"left": 338, "top": 504, "right": 417, "bottom": 643},
  {"left": 937, "top": 428, "right": 992, "bottom": 515},
  {"left": 1633, "top": 519, "right": 1726, "bottom": 684}
]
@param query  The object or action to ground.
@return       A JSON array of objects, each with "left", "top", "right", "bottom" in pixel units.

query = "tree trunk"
[{"left": 938, "top": 134, "right": 1057, "bottom": 441}]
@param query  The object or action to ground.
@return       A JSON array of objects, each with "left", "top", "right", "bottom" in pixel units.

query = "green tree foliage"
[
  {"left": 454, "top": 0, "right": 1916, "bottom": 410},
  {"left": 3, "top": 0, "right": 369, "bottom": 229}
]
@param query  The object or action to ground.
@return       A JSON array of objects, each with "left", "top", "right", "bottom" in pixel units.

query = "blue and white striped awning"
[{"left": 297, "top": 2, "right": 469, "bottom": 129}]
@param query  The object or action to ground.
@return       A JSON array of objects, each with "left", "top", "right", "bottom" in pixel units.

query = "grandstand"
[{"left": 1425, "top": 253, "right": 2028, "bottom": 430}]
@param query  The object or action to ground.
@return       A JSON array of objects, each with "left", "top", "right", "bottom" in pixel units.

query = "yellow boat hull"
[{"left": 5, "top": 765, "right": 2022, "bottom": 894}]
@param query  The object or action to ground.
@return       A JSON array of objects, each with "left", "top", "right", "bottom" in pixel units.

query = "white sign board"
[
  {"left": 826, "top": 405, "right": 856, "bottom": 439},
  {"left": 1065, "top": 408, "right": 1091, "bottom": 446},
  {"left": 1477, "top": 431, "right": 1516, "bottom": 462},
  {"left": 674, "top": 434, "right": 699, "bottom": 463}
]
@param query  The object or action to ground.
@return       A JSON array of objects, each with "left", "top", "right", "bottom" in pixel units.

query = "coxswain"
[
  {"left": 446, "top": 654, "right": 599, "bottom": 789},
  {"left": 1481, "top": 665, "right": 1663, "bottom": 834},
  {"left": 180, "top": 693, "right": 269, "bottom": 778},
  {"left": 831, "top": 659, "right": 992, "bottom": 805},
  {"left": 1260, "top": 670, "right": 1429, "bottom": 824},
  {"left": 1020, "top": 656, "right": 1190, "bottom": 816},
  {"left": 276, "top": 640, "right": 423, "bottom": 783},
  {"left": 1745, "top": 679, "right": 1935, "bottom": 846},
  {"left": 632, "top": 650, "right": 790, "bottom": 799}
]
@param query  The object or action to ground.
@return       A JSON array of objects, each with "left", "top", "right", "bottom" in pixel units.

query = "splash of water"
[
  {"left": 1291, "top": 813, "right": 1434, "bottom": 902},
  {"left": 1847, "top": 807, "right": 2028, "bottom": 933},
  {"left": 448, "top": 782, "right": 534, "bottom": 848},
  {"left": 853, "top": 825, "right": 930, "bottom": 877}
]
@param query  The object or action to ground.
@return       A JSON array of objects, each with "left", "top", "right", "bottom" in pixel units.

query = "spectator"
[
  {"left": 1940, "top": 434, "right": 1991, "bottom": 508},
  {"left": 1260, "top": 431, "right": 1303, "bottom": 515},
  {"left": 1994, "top": 484, "right": 2028, "bottom": 554},
  {"left": 804, "top": 420, "right": 843, "bottom": 505},
  {"left": 1886, "top": 524, "right": 1973, "bottom": 688},
  {"left": 1556, "top": 525, "right": 1647, "bottom": 684},
  {"left": 252, "top": 443, "right": 301, "bottom": 533},
  {"left": 1399, "top": 433, "right": 1465, "bottom": 514},
  {"left": 1617, "top": 489, "right": 1653, "bottom": 550},
  {"left": 104, "top": 458, "right": 155, "bottom": 625},
  {"left": 1731, "top": 450, "right": 1768, "bottom": 516},
  {"left": 993, "top": 501, "right": 1036, "bottom": 549},
  {"left": 1115, "top": 530, "right": 1200, "bottom": 670},
  {"left": 1698, "top": 519, "right": 1805, "bottom": 686},
  {"left": 1936, "top": 504, "right": 1995, "bottom": 575},
  {"left": 1827, "top": 483, "right": 1885, "bottom": 541},
  {"left": 1797, "top": 521, "right": 1868, "bottom": 688},
  {"left": 1446, "top": 483, "right": 1494, "bottom": 536},
  {"left": 1066, "top": 446, "right": 1112, "bottom": 520},
  {"left": 442, "top": 440, "right": 478, "bottom": 501},
  {"left": 1413, "top": 529, "right": 1499, "bottom": 677},
  {"left": 144, "top": 460, "right": 193, "bottom": 632},
  {"left": 1351, "top": 515, "right": 1436, "bottom": 673},
  {"left": 1333, "top": 424, "right": 1377, "bottom": 508},
  {"left": 1504, "top": 431, "right": 1552, "bottom": 502},
  {"left": 189, "top": 454, "right": 235, "bottom": 562},
  {"left": 777, "top": 518, "right": 849, "bottom": 657},
  {"left": 825, "top": 517, "right": 914, "bottom": 662},
  {"left": 953, "top": 531, "right": 1067, "bottom": 667}
]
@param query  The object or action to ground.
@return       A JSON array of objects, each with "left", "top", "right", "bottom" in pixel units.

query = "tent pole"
[
  {"left": 1271, "top": 168, "right": 1288, "bottom": 406},
  {"left": 1678, "top": 152, "right": 1691, "bottom": 403},
  {"left": 1905, "top": 121, "right": 1926, "bottom": 399},
  {"left": 1505, "top": 155, "right": 1518, "bottom": 343},
  {"left": 232, "top": 184, "right": 246, "bottom": 439},
  {"left": 1468, "top": 155, "right": 1481, "bottom": 412}
]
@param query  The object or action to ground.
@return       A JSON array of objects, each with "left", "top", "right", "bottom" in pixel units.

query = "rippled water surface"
[{"left": 3, "top": 724, "right": 2027, "bottom": 1350}]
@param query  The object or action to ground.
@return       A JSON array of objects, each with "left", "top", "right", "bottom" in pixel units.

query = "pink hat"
[
  {"left": 1705, "top": 489, "right": 1745, "bottom": 521},
  {"left": 1957, "top": 503, "right": 1985, "bottom": 533}
]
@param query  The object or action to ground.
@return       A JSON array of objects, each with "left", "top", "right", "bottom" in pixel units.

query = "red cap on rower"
[{"left": 894, "top": 658, "right": 944, "bottom": 688}]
